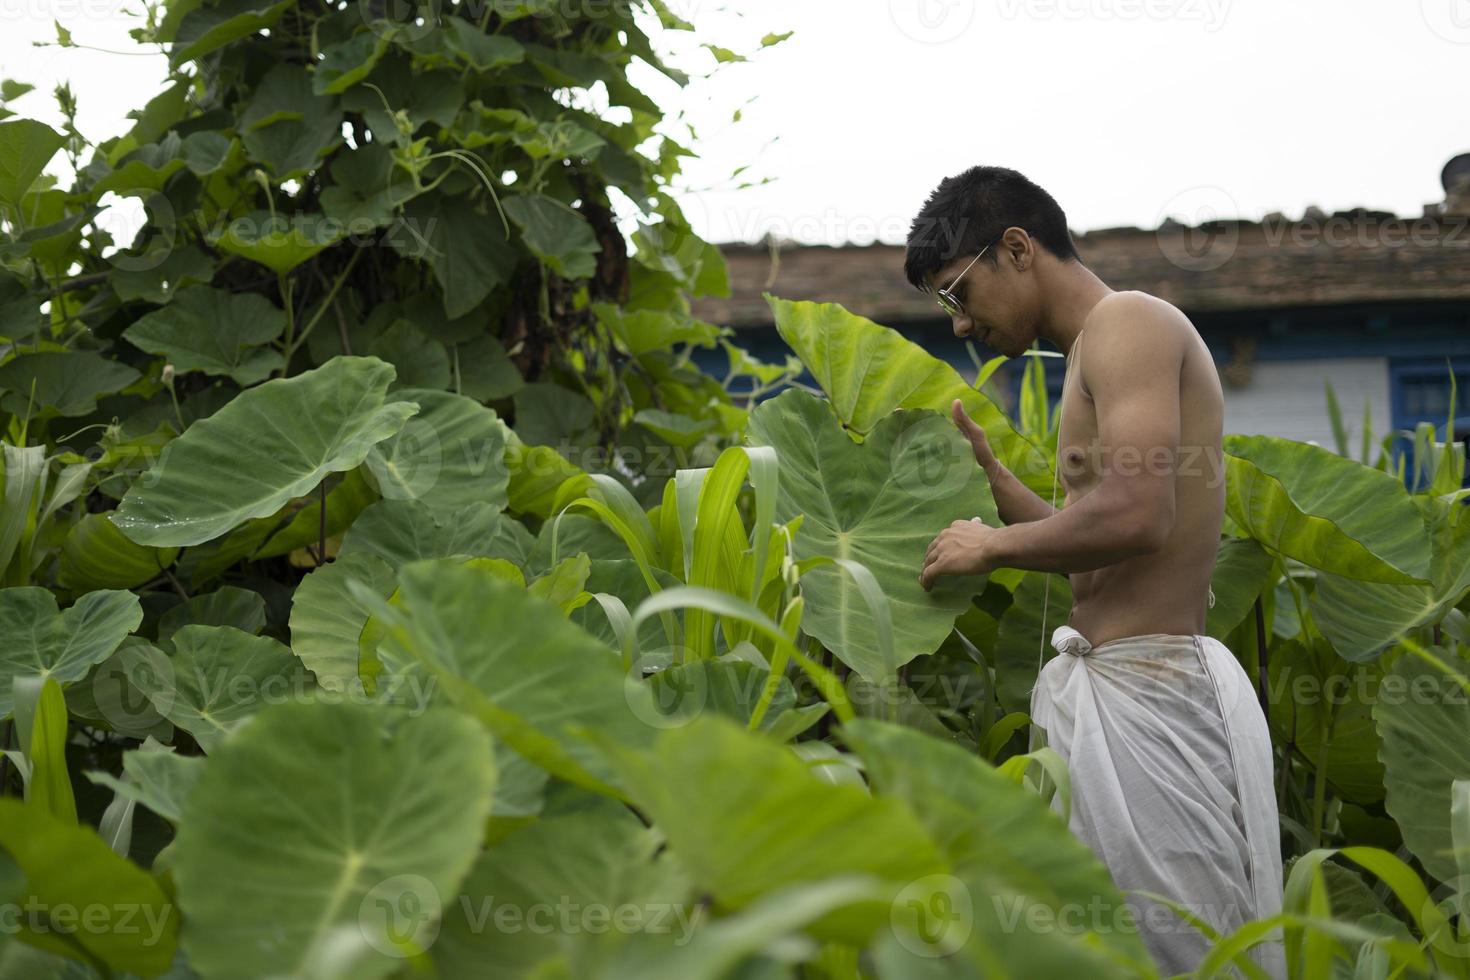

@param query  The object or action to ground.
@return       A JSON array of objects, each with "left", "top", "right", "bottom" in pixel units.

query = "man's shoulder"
[{"left": 1085, "top": 289, "right": 1191, "bottom": 334}]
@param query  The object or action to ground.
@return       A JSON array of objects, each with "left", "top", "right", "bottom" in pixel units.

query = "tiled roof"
[{"left": 692, "top": 206, "right": 1470, "bottom": 327}]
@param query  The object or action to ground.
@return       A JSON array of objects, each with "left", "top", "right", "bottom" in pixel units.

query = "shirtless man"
[{"left": 905, "top": 166, "right": 1284, "bottom": 977}]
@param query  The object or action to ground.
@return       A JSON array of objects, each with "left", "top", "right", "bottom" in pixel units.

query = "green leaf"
[
  {"left": 314, "top": 32, "right": 389, "bottom": 95},
  {"left": 158, "top": 585, "right": 268, "bottom": 644},
  {"left": 0, "top": 119, "right": 64, "bottom": 206},
  {"left": 289, "top": 551, "right": 397, "bottom": 687},
  {"left": 444, "top": 19, "right": 525, "bottom": 71},
  {"left": 359, "top": 558, "right": 661, "bottom": 795},
  {"left": 239, "top": 64, "right": 342, "bottom": 176},
  {"left": 84, "top": 742, "right": 203, "bottom": 825},
  {"left": 389, "top": 194, "right": 515, "bottom": 318},
  {"left": 181, "top": 130, "right": 234, "bottom": 175},
  {"left": 360, "top": 388, "right": 509, "bottom": 512},
  {"left": 110, "top": 244, "right": 214, "bottom": 303},
  {"left": 993, "top": 571, "right": 1073, "bottom": 715},
  {"left": 765, "top": 294, "right": 1054, "bottom": 495},
  {"left": 1223, "top": 433, "right": 1433, "bottom": 585},
  {"left": 1374, "top": 645, "right": 1470, "bottom": 882},
  {"left": 169, "top": 0, "right": 293, "bottom": 67},
  {"left": 122, "top": 285, "right": 287, "bottom": 384},
  {"left": 0, "top": 587, "right": 142, "bottom": 718},
  {"left": 598, "top": 715, "right": 946, "bottom": 944},
  {"left": 121, "top": 626, "right": 308, "bottom": 751},
  {"left": 1311, "top": 494, "right": 1470, "bottom": 661},
  {"left": 1206, "top": 536, "right": 1275, "bottom": 640},
  {"left": 844, "top": 719, "right": 1156, "bottom": 972},
  {"left": 211, "top": 210, "right": 344, "bottom": 275},
  {"left": 746, "top": 390, "right": 994, "bottom": 679},
  {"left": 0, "top": 798, "right": 177, "bottom": 974},
  {"left": 57, "top": 511, "right": 179, "bottom": 592},
  {"left": 172, "top": 702, "right": 495, "bottom": 980},
  {"left": 0, "top": 351, "right": 141, "bottom": 419},
  {"left": 111, "top": 356, "right": 417, "bottom": 547},
  {"left": 1266, "top": 637, "right": 1385, "bottom": 806},
  {"left": 340, "top": 498, "right": 529, "bottom": 568},
  {"left": 365, "top": 319, "right": 451, "bottom": 390},
  {"left": 23, "top": 677, "right": 75, "bottom": 824},
  {"left": 503, "top": 193, "right": 600, "bottom": 280},
  {"left": 434, "top": 800, "right": 688, "bottom": 979},
  {"left": 319, "top": 142, "right": 415, "bottom": 231}
]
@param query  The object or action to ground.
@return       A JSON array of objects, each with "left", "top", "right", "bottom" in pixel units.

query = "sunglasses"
[{"left": 932, "top": 242, "right": 993, "bottom": 319}]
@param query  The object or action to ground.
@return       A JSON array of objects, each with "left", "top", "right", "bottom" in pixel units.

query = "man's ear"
[{"left": 1001, "top": 226, "right": 1033, "bottom": 272}]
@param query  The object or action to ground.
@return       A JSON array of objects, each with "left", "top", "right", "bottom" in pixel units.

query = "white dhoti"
[{"left": 1029, "top": 626, "right": 1287, "bottom": 978}]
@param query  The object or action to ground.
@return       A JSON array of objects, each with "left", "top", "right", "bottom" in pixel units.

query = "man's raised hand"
[{"left": 952, "top": 399, "right": 999, "bottom": 479}]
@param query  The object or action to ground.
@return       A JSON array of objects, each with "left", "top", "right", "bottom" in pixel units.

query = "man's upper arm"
[{"left": 1081, "top": 297, "right": 1186, "bottom": 551}]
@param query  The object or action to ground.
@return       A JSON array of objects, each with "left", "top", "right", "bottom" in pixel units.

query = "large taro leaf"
[
  {"left": 340, "top": 498, "right": 532, "bottom": 569},
  {"left": 993, "top": 571, "right": 1073, "bottom": 715},
  {"left": 289, "top": 551, "right": 398, "bottom": 687},
  {"left": 361, "top": 388, "right": 509, "bottom": 514},
  {"left": 843, "top": 720, "right": 1155, "bottom": 974},
  {"left": 121, "top": 285, "right": 287, "bottom": 385},
  {"left": 1373, "top": 646, "right": 1470, "bottom": 882},
  {"left": 172, "top": 702, "right": 494, "bottom": 980},
  {"left": 745, "top": 390, "right": 995, "bottom": 680},
  {"left": 1222, "top": 434, "right": 1432, "bottom": 585},
  {"left": 598, "top": 715, "right": 946, "bottom": 945},
  {"left": 434, "top": 798, "right": 690, "bottom": 980},
  {"left": 0, "top": 798, "right": 177, "bottom": 974},
  {"left": 119, "top": 626, "right": 308, "bottom": 752},
  {"left": 765, "top": 295, "right": 1053, "bottom": 495},
  {"left": 1311, "top": 494, "right": 1470, "bottom": 662},
  {"left": 0, "top": 587, "right": 141, "bottom": 718},
  {"left": 84, "top": 743, "right": 203, "bottom": 826},
  {"left": 1265, "top": 637, "right": 1386, "bottom": 806},
  {"left": 111, "top": 356, "right": 417, "bottom": 547},
  {"left": 57, "top": 511, "right": 179, "bottom": 592},
  {"left": 1206, "top": 535, "right": 1276, "bottom": 640},
  {"left": 358, "top": 558, "right": 661, "bottom": 795}
]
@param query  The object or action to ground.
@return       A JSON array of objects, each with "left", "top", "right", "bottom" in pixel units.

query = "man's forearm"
[
  {"left": 987, "top": 463, "right": 1058, "bottom": 525},
  {"left": 987, "top": 487, "right": 1157, "bottom": 573}
]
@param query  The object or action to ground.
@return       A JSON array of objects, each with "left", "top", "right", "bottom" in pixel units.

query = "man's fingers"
[{"left": 951, "top": 400, "right": 989, "bottom": 450}]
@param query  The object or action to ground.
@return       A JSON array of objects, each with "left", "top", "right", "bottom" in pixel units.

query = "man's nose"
[{"left": 951, "top": 315, "right": 973, "bottom": 338}]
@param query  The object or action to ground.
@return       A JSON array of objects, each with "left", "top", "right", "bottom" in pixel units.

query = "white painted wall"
[{"left": 1221, "top": 357, "right": 1393, "bottom": 450}]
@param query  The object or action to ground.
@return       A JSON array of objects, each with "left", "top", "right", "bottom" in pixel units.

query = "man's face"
[{"left": 928, "top": 247, "right": 1037, "bottom": 357}]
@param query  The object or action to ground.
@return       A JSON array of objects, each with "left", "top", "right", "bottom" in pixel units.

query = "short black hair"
[{"left": 904, "top": 166, "right": 1080, "bottom": 291}]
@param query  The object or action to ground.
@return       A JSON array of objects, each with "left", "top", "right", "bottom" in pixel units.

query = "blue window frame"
[{"left": 1389, "top": 358, "right": 1470, "bottom": 489}]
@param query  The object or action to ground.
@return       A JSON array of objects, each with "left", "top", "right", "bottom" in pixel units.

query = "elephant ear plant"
[{"left": 2, "top": 0, "right": 1470, "bottom": 974}]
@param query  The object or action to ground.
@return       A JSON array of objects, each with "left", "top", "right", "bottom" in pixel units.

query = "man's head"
[{"left": 904, "top": 166, "right": 1080, "bottom": 356}]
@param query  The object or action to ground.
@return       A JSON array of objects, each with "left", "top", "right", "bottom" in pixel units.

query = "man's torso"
[{"left": 1057, "top": 292, "right": 1226, "bottom": 646}]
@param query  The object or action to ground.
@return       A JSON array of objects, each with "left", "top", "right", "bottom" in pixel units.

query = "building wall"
[{"left": 1219, "top": 357, "right": 1392, "bottom": 450}]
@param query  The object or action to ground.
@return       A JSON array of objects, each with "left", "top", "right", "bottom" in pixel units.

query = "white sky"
[{"left": 5, "top": 0, "right": 1468, "bottom": 247}]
